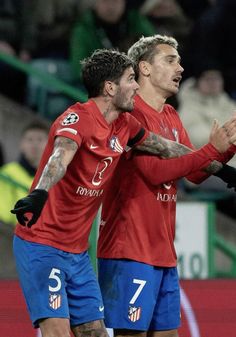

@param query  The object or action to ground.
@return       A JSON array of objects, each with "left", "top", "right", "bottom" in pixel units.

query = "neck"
[
  {"left": 92, "top": 97, "right": 120, "bottom": 124},
  {"left": 137, "top": 78, "right": 166, "bottom": 112}
]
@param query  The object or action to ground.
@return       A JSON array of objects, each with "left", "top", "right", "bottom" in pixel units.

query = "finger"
[
  {"left": 229, "top": 134, "right": 236, "bottom": 144},
  {"left": 27, "top": 214, "right": 38, "bottom": 228},
  {"left": 16, "top": 214, "right": 28, "bottom": 226},
  {"left": 211, "top": 119, "right": 218, "bottom": 133},
  {"left": 10, "top": 206, "right": 28, "bottom": 214},
  {"left": 210, "top": 119, "right": 219, "bottom": 139},
  {"left": 224, "top": 118, "right": 236, "bottom": 131},
  {"left": 226, "top": 125, "right": 236, "bottom": 138}
]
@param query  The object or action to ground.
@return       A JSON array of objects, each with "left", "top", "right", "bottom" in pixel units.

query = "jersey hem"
[
  {"left": 97, "top": 255, "right": 177, "bottom": 268},
  {"left": 14, "top": 233, "right": 88, "bottom": 254}
]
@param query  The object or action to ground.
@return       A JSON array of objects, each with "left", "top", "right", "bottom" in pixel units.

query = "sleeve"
[
  {"left": 132, "top": 143, "right": 223, "bottom": 187},
  {"left": 186, "top": 144, "right": 236, "bottom": 184},
  {"left": 126, "top": 114, "right": 149, "bottom": 147},
  {"left": 217, "top": 145, "right": 236, "bottom": 163},
  {"left": 53, "top": 107, "right": 93, "bottom": 147}
]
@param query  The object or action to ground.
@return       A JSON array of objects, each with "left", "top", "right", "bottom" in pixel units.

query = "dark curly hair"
[{"left": 81, "top": 49, "right": 134, "bottom": 98}]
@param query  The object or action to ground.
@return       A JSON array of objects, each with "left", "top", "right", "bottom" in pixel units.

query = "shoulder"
[
  {"left": 119, "top": 112, "right": 140, "bottom": 126},
  {"left": 163, "top": 104, "right": 184, "bottom": 130},
  {"left": 56, "top": 102, "right": 94, "bottom": 126},
  {"left": 163, "top": 104, "right": 178, "bottom": 114},
  {"left": 52, "top": 102, "right": 95, "bottom": 141},
  {"left": 131, "top": 96, "right": 146, "bottom": 120}
]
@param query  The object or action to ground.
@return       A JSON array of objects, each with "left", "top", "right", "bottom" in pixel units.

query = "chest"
[
  {"left": 68, "top": 122, "right": 131, "bottom": 188},
  {"left": 144, "top": 111, "right": 180, "bottom": 142}
]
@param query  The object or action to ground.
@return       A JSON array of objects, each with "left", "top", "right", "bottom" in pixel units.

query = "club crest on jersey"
[
  {"left": 49, "top": 293, "right": 61, "bottom": 310},
  {"left": 128, "top": 306, "right": 141, "bottom": 322},
  {"left": 172, "top": 128, "right": 179, "bottom": 142},
  {"left": 109, "top": 136, "right": 123, "bottom": 153},
  {"left": 62, "top": 112, "right": 79, "bottom": 125}
]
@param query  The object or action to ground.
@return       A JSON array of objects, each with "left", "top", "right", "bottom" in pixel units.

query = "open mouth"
[
  {"left": 173, "top": 76, "right": 182, "bottom": 84},
  {"left": 172, "top": 76, "right": 182, "bottom": 87}
]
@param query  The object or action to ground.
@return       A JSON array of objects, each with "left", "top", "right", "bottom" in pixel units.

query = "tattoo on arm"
[
  {"left": 136, "top": 132, "right": 192, "bottom": 158},
  {"left": 36, "top": 137, "right": 78, "bottom": 191},
  {"left": 204, "top": 160, "right": 223, "bottom": 174},
  {"left": 136, "top": 132, "right": 224, "bottom": 174}
]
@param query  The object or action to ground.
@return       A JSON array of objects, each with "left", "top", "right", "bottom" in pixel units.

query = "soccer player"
[
  {"left": 10, "top": 48, "right": 226, "bottom": 337},
  {"left": 97, "top": 36, "right": 236, "bottom": 337}
]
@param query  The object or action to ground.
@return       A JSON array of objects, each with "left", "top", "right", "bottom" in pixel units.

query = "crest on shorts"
[
  {"left": 128, "top": 305, "right": 141, "bottom": 322},
  {"left": 49, "top": 293, "right": 61, "bottom": 310},
  {"left": 62, "top": 112, "right": 79, "bottom": 125}
]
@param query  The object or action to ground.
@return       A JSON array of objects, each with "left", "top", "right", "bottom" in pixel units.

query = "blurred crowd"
[
  {"left": 2, "top": 0, "right": 236, "bottom": 102},
  {"left": 1, "top": 0, "right": 236, "bottom": 230}
]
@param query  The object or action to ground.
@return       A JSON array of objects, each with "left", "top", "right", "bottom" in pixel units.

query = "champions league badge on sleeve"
[{"left": 62, "top": 112, "right": 79, "bottom": 125}]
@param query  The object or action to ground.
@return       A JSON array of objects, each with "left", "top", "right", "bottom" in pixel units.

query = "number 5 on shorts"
[
  {"left": 129, "top": 279, "right": 146, "bottom": 305},
  {"left": 49, "top": 268, "right": 62, "bottom": 292}
]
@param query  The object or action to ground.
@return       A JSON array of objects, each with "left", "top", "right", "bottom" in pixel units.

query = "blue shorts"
[
  {"left": 13, "top": 235, "right": 104, "bottom": 328},
  {"left": 98, "top": 259, "right": 180, "bottom": 331}
]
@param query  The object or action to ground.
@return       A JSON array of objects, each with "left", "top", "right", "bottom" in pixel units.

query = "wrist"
[
  {"left": 214, "top": 164, "right": 227, "bottom": 178},
  {"left": 213, "top": 164, "right": 236, "bottom": 182},
  {"left": 201, "top": 143, "right": 222, "bottom": 161},
  {"left": 31, "top": 189, "right": 48, "bottom": 200}
]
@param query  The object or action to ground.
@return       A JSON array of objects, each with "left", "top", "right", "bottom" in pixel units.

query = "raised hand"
[
  {"left": 209, "top": 119, "right": 232, "bottom": 153},
  {"left": 222, "top": 114, "right": 236, "bottom": 145}
]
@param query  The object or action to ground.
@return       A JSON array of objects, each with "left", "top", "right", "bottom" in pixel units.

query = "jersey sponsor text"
[
  {"left": 156, "top": 192, "right": 177, "bottom": 202},
  {"left": 76, "top": 185, "right": 104, "bottom": 197}
]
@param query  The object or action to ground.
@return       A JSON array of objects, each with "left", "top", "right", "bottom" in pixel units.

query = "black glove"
[
  {"left": 214, "top": 164, "right": 236, "bottom": 191},
  {"left": 11, "top": 189, "right": 48, "bottom": 227}
]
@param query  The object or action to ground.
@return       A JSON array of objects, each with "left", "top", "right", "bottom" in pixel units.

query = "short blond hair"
[{"left": 128, "top": 34, "right": 178, "bottom": 77}]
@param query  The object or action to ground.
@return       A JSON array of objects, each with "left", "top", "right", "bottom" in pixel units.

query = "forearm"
[
  {"left": 186, "top": 160, "right": 224, "bottom": 184},
  {"left": 136, "top": 132, "right": 192, "bottom": 158},
  {"left": 133, "top": 143, "right": 221, "bottom": 187},
  {"left": 204, "top": 160, "right": 223, "bottom": 174},
  {"left": 35, "top": 148, "right": 67, "bottom": 191},
  {"left": 36, "top": 136, "right": 78, "bottom": 191}
]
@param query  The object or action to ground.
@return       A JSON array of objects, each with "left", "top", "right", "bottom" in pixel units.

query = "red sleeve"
[
  {"left": 53, "top": 106, "right": 94, "bottom": 147},
  {"left": 218, "top": 144, "right": 236, "bottom": 163},
  {"left": 185, "top": 145, "right": 236, "bottom": 184},
  {"left": 132, "top": 143, "right": 222, "bottom": 187}
]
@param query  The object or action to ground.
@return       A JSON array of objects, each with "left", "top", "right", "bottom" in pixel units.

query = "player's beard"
[{"left": 115, "top": 88, "right": 134, "bottom": 112}]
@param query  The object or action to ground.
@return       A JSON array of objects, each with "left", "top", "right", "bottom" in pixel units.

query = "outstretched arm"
[
  {"left": 135, "top": 131, "right": 191, "bottom": 158},
  {"left": 11, "top": 136, "right": 78, "bottom": 227},
  {"left": 136, "top": 119, "right": 231, "bottom": 159},
  {"left": 136, "top": 119, "right": 236, "bottom": 186},
  {"left": 133, "top": 143, "right": 222, "bottom": 187}
]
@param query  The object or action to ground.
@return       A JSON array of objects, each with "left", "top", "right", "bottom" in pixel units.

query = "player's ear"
[
  {"left": 139, "top": 61, "right": 150, "bottom": 77},
  {"left": 104, "top": 80, "right": 117, "bottom": 97}
]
